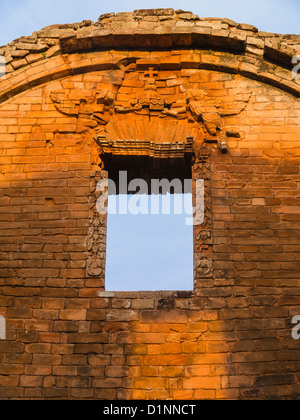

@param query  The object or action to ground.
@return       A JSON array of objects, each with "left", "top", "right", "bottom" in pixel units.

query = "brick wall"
[{"left": 0, "top": 9, "right": 300, "bottom": 400}]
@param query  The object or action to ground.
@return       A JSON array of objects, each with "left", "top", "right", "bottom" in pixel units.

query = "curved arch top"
[
  {"left": 0, "top": 9, "right": 299, "bottom": 104},
  {"left": 0, "top": 49, "right": 300, "bottom": 108}
]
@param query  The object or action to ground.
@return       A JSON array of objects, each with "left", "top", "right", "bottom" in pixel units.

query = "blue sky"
[
  {"left": 1, "top": 1, "right": 299, "bottom": 291},
  {"left": 0, "top": 0, "right": 300, "bottom": 45},
  {"left": 105, "top": 195, "right": 194, "bottom": 291}
]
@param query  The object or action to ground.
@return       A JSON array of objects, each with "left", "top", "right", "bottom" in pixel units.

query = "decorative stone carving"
[
  {"left": 186, "top": 88, "right": 223, "bottom": 136},
  {"left": 162, "top": 86, "right": 252, "bottom": 144},
  {"left": 50, "top": 88, "right": 117, "bottom": 132},
  {"left": 0, "top": 316, "right": 6, "bottom": 340},
  {"left": 86, "top": 170, "right": 107, "bottom": 278},
  {"left": 95, "top": 136, "right": 193, "bottom": 159},
  {"left": 50, "top": 64, "right": 252, "bottom": 153},
  {"left": 115, "top": 68, "right": 174, "bottom": 114},
  {"left": 193, "top": 149, "right": 214, "bottom": 289}
]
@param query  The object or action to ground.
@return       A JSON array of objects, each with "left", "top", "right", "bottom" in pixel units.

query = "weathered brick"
[
  {"left": 183, "top": 377, "right": 221, "bottom": 390},
  {"left": 0, "top": 9, "right": 300, "bottom": 402},
  {"left": 19, "top": 375, "right": 43, "bottom": 387},
  {"left": 32, "top": 355, "right": 62, "bottom": 365},
  {"left": 73, "top": 344, "right": 104, "bottom": 354},
  {"left": 59, "top": 310, "right": 86, "bottom": 321},
  {"left": 255, "top": 374, "right": 296, "bottom": 387},
  {"left": 106, "top": 310, "right": 138, "bottom": 322},
  {"left": 69, "top": 333, "right": 108, "bottom": 344}
]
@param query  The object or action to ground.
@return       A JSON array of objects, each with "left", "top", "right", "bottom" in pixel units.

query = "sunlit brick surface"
[{"left": 0, "top": 9, "right": 300, "bottom": 400}]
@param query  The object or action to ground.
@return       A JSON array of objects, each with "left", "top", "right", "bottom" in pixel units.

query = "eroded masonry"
[{"left": 0, "top": 8, "right": 300, "bottom": 399}]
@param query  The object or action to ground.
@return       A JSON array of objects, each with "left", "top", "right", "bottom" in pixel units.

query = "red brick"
[
  {"left": 1, "top": 18, "right": 300, "bottom": 402},
  {"left": 183, "top": 377, "right": 221, "bottom": 390},
  {"left": 19, "top": 375, "right": 43, "bottom": 387},
  {"left": 32, "top": 355, "right": 62, "bottom": 365},
  {"left": 59, "top": 310, "right": 86, "bottom": 321}
]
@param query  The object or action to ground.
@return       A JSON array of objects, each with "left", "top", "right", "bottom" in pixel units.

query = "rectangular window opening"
[{"left": 102, "top": 155, "right": 194, "bottom": 292}]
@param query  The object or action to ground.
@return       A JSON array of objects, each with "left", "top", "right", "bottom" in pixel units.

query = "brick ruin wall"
[{"left": 0, "top": 9, "right": 300, "bottom": 399}]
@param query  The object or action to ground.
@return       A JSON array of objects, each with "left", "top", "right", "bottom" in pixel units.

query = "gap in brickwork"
[
  {"left": 105, "top": 193, "right": 194, "bottom": 291},
  {"left": 103, "top": 155, "right": 194, "bottom": 291}
]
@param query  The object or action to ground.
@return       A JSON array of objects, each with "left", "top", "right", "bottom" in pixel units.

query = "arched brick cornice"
[{"left": 0, "top": 9, "right": 299, "bottom": 103}]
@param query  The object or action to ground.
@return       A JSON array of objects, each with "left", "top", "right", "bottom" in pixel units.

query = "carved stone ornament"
[{"left": 50, "top": 63, "right": 252, "bottom": 156}]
